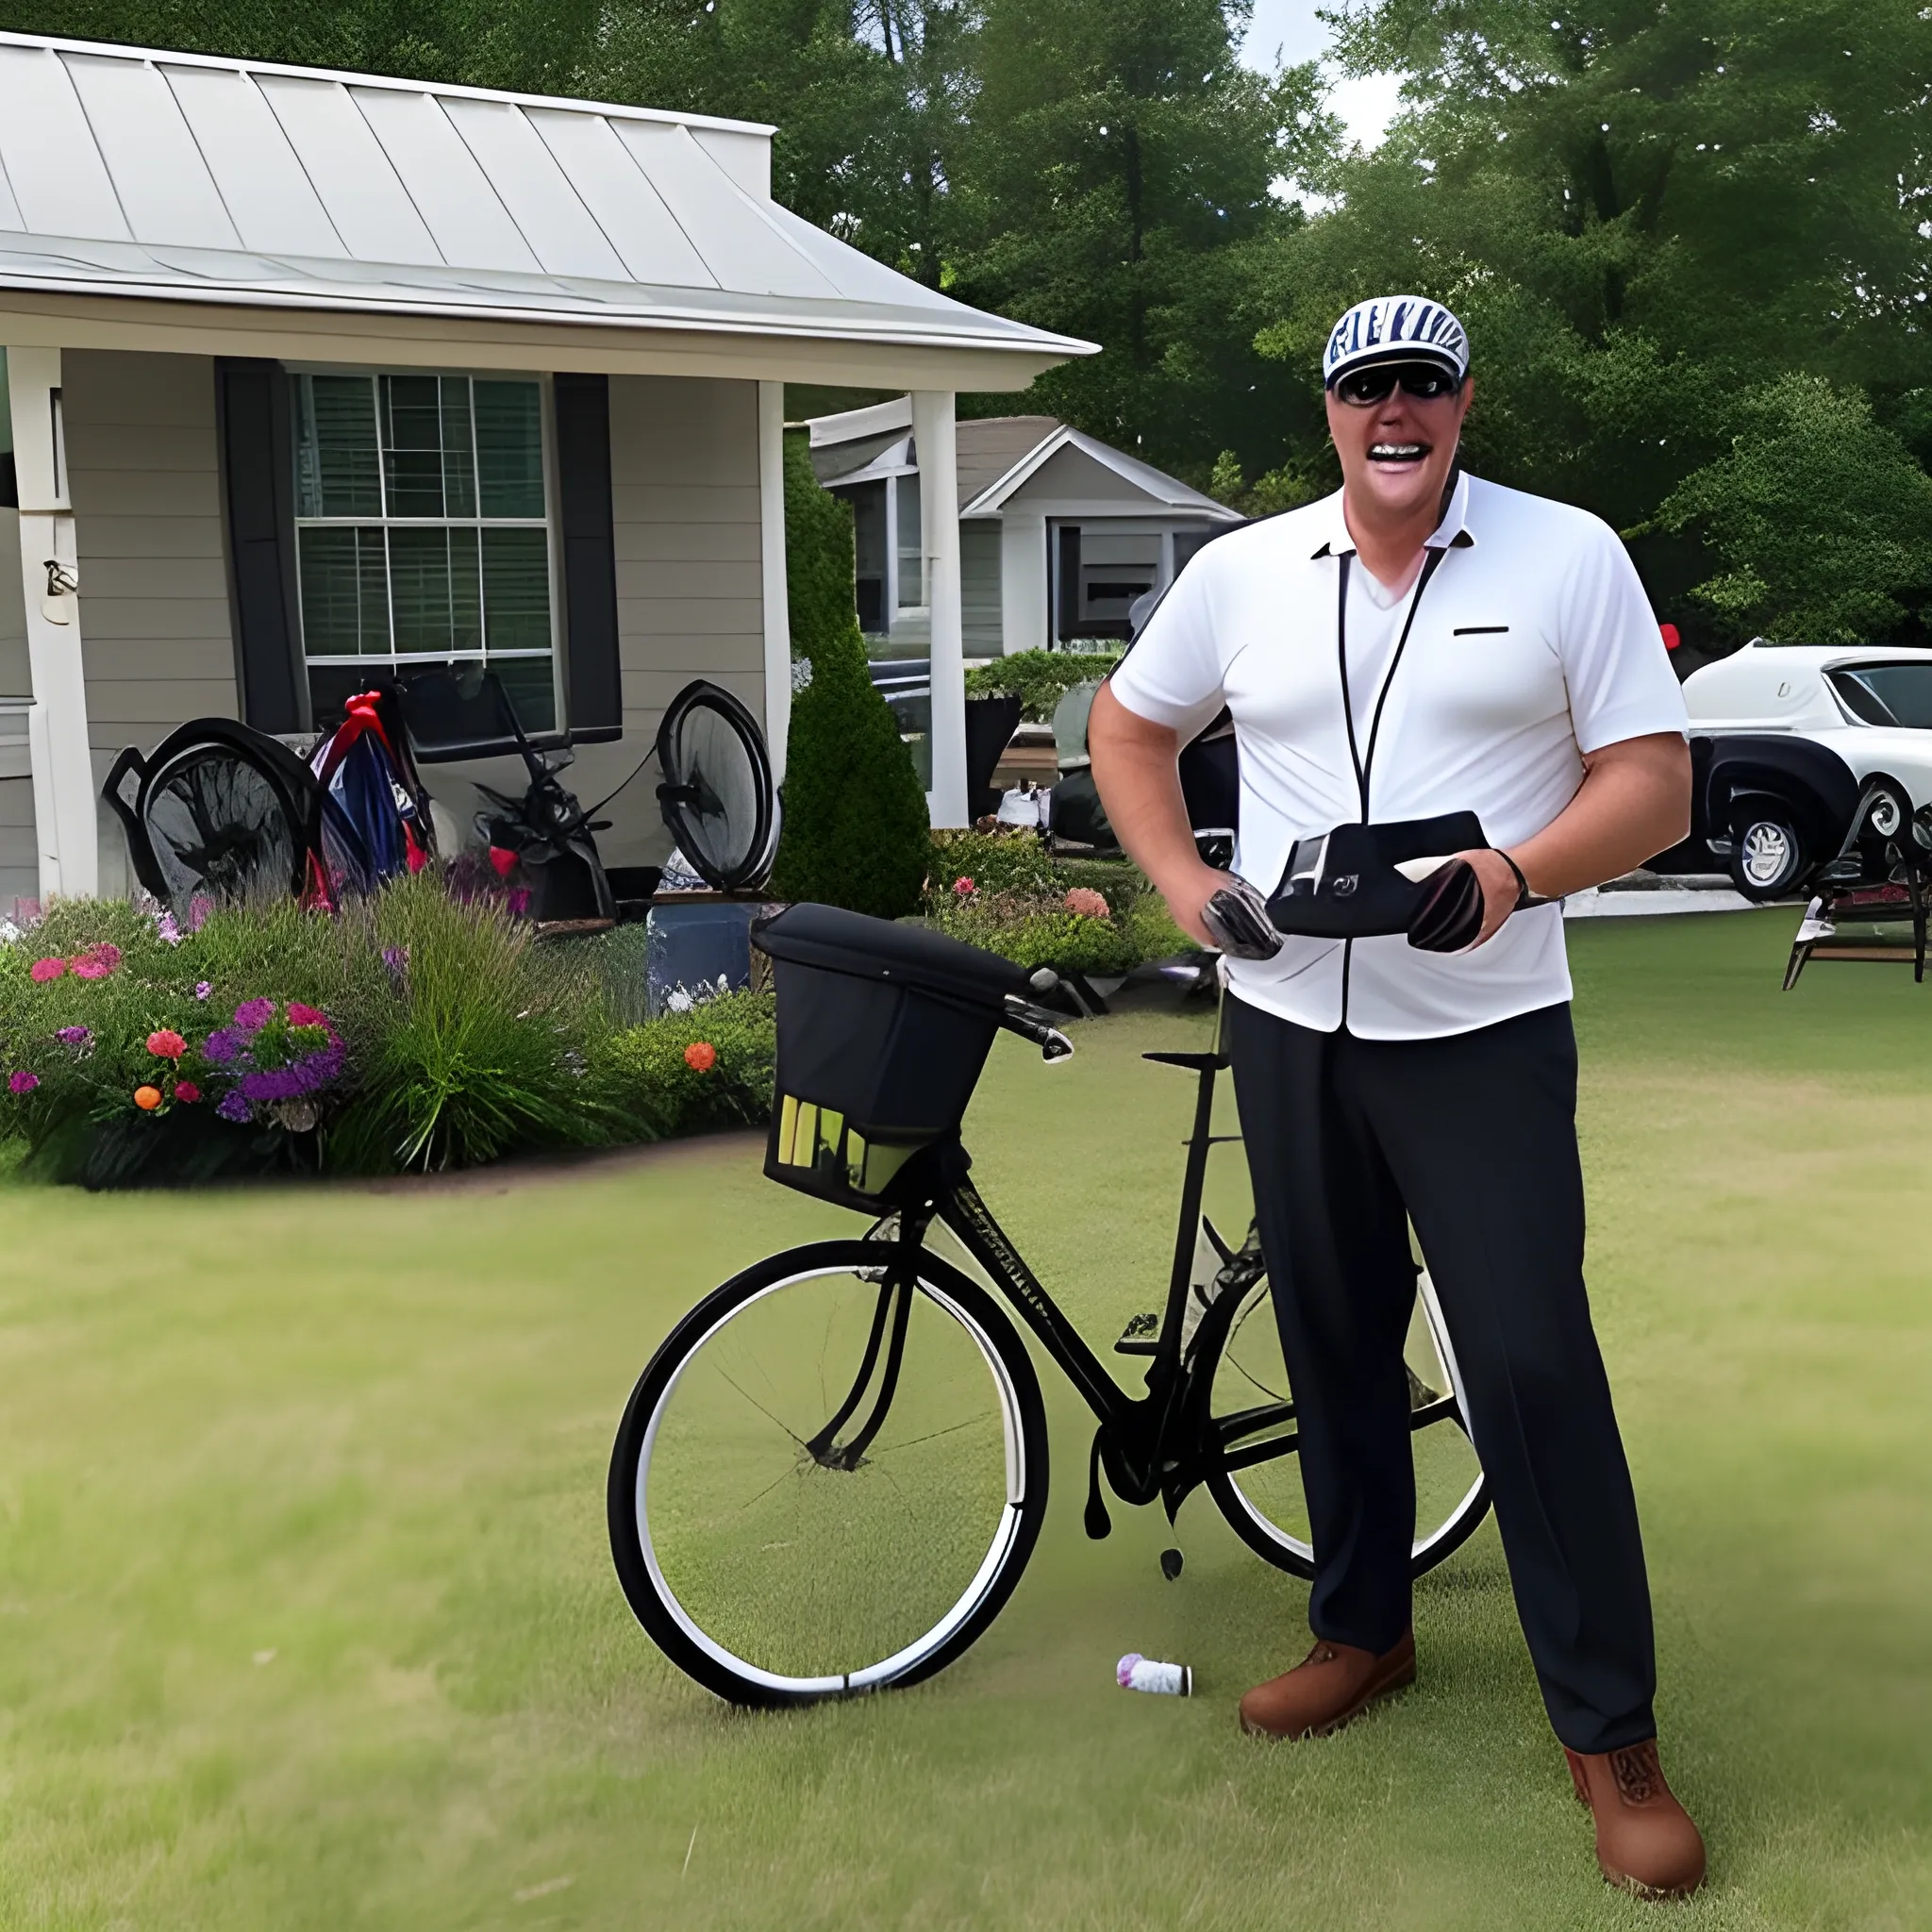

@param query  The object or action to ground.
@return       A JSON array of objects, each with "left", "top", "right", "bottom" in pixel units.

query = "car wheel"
[{"left": 1729, "top": 814, "right": 1807, "bottom": 902}]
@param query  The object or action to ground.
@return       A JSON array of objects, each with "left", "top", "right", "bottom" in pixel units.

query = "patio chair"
[{"left": 1783, "top": 774, "right": 1932, "bottom": 988}]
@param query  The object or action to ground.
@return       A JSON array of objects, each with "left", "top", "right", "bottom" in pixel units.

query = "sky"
[{"left": 1239, "top": 0, "right": 1404, "bottom": 150}]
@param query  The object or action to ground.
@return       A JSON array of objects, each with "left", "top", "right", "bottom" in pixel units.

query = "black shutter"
[
  {"left": 214, "top": 358, "right": 307, "bottom": 735},
  {"left": 553, "top": 373, "right": 623, "bottom": 743},
  {"left": 1056, "top": 524, "right": 1082, "bottom": 642}
]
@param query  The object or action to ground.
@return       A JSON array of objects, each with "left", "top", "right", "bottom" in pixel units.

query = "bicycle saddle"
[{"left": 1267, "top": 811, "right": 1489, "bottom": 941}]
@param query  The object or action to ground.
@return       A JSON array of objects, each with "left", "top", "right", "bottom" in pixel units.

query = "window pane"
[
  {"left": 382, "top": 374, "right": 446, "bottom": 517},
  {"left": 491, "top": 656, "right": 557, "bottom": 735},
  {"left": 389, "top": 525, "right": 460, "bottom": 655},
  {"left": 896, "top": 472, "right": 923, "bottom": 606},
  {"left": 448, "top": 525, "right": 482, "bottom": 654},
  {"left": 298, "top": 525, "right": 389, "bottom": 655},
  {"left": 440, "top": 376, "right": 476, "bottom": 518},
  {"left": 475, "top": 380, "right": 545, "bottom": 518},
  {"left": 481, "top": 526, "right": 551, "bottom": 653},
  {"left": 294, "top": 375, "right": 380, "bottom": 519}
]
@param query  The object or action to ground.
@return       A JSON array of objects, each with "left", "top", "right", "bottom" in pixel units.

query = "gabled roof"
[
  {"left": 0, "top": 33, "right": 1092, "bottom": 373},
  {"left": 808, "top": 400, "right": 1241, "bottom": 521}
]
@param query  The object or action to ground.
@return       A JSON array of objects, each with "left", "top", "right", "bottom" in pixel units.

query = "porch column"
[
  {"left": 7, "top": 346, "right": 95, "bottom": 900},
  {"left": 1000, "top": 510, "right": 1049, "bottom": 655},
  {"left": 912, "top": 390, "right": 967, "bottom": 827},
  {"left": 756, "top": 380, "right": 791, "bottom": 784}
]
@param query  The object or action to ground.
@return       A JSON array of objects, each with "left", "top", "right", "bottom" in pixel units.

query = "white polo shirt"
[{"left": 1110, "top": 473, "right": 1689, "bottom": 1040}]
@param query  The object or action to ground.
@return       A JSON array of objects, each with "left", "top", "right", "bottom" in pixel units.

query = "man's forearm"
[
  {"left": 1507, "top": 733, "right": 1692, "bottom": 900},
  {"left": 1089, "top": 684, "right": 1223, "bottom": 943}
]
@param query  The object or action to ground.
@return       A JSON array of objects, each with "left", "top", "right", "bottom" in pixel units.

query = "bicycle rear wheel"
[
  {"left": 608, "top": 1239, "right": 1048, "bottom": 1707},
  {"left": 1206, "top": 1265, "right": 1489, "bottom": 1579}
]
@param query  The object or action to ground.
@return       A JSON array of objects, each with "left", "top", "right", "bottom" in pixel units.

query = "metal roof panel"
[
  {"left": 349, "top": 87, "right": 539, "bottom": 275},
  {"left": 255, "top": 74, "right": 442, "bottom": 266},
  {"left": 63, "top": 53, "right": 242, "bottom": 251},
  {"left": 160, "top": 63, "right": 348, "bottom": 258},
  {"left": 0, "top": 43, "right": 130, "bottom": 242},
  {"left": 439, "top": 97, "right": 629, "bottom": 281},
  {"left": 525, "top": 108, "right": 716, "bottom": 290}
]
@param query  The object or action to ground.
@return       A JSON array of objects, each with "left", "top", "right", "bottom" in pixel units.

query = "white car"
[{"left": 1679, "top": 641, "right": 1932, "bottom": 900}]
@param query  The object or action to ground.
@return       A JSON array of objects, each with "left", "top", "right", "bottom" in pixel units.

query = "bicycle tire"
[
  {"left": 608, "top": 1239, "right": 1049, "bottom": 1707},
  {"left": 1202, "top": 1268, "right": 1491, "bottom": 1581}
]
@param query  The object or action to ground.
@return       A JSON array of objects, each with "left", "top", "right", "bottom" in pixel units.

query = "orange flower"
[
  {"left": 147, "top": 1029, "right": 187, "bottom": 1059},
  {"left": 133, "top": 1085, "right": 162, "bottom": 1111},
  {"left": 684, "top": 1041, "right": 718, "bottom": 1073}
]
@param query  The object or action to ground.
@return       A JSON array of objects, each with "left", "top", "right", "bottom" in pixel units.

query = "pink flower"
[
  {"left": 286, "top": 1003, "right": 327, "bottom": 1028},
  {"left": 8, "top": 1071, "right": 38, "bottom": 1095},
  {"left": 29, "top": 957, "right": 64, "bottom": 982},
  {"left": 71, "top": 958, "right": 111, "bottom": 980},
  {"left": 489, "top": 846, "right": 519, "bottom": 879},
  {"left": 75, "top": 942, "right": 121, "bottom": 977},
  {"left": 1064, "top": 887, "right": 1110, "bottom": 920},
  {"left": 147, "top": 1029, "right": 188, "bottom": 1060},
  {"left": 174, "top": 1080, "right": 202, "bottom": 1105},
  {"left": 194, "top": 982, "right": 212, "bottom": 1001},
  {"left": 954, "top": 876, "right": 976, "bottom": 897}
]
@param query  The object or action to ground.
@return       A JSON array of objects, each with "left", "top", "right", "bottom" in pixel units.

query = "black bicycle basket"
[{"left": 753, "top": 904, "right": 1028, "bottom": 1208}]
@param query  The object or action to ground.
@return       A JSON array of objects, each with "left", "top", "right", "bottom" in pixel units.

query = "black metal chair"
[{"left": 1783, "top": 775, "right": 1932, "bottom": 987}]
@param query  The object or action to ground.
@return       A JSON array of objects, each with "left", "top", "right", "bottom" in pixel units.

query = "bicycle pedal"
[{"left": 1159, "top": 1548, "right": 1184, "bottom": 1581}]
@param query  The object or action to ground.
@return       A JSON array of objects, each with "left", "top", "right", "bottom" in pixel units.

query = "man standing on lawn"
[{"left": 1089, "top": 295, "right": 1707, "bottom": 1900}]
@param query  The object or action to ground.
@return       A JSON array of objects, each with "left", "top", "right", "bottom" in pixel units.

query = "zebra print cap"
[{"left": 1324, "top": 296, "right": 1470, "bottom": 389}]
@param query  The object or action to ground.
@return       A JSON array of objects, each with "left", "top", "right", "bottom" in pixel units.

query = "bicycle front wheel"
[
  {"left": 1205, "top": 1265, "right": 1489, "bottom": 1580},
  {"left": 608, "top": 1240, "right": 1048, "bottom": 1707}
]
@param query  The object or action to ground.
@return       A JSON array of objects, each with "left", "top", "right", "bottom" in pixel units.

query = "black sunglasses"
[{"left": 1332, "top": 362, "right": 1464, "bottom": 407}]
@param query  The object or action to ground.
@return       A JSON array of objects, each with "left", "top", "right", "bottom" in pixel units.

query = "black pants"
[{"left": 1226, "top": 995, "right": 1656, "bottom": 1755}]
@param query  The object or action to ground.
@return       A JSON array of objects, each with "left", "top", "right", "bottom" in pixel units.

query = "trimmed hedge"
[{"left": 964, "top": 649, "right": 1121, "bottom": 724}]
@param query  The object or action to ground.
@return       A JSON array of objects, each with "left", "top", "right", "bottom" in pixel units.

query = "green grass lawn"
[{"left": 1, "top": 909, "right": 1928, "bottom": 1929}]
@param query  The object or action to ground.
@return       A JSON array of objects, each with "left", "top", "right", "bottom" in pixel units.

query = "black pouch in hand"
[
  {"left": 1407, "top": 858, "right": 1487, "bottom": 952},
  {"left": 1267, "top": 811, "right": 1488, "bottom": 940}
]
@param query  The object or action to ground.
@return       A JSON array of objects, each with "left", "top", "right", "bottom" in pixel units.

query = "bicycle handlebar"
[{"left": 1000, "top": 995, "right": 1075, "bottom": 1062}]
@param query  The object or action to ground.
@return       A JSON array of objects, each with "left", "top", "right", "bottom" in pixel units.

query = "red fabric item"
[
  {"left": 489, "top": 846, "right": 519, "bottom": 878},
  {"left": 1659, "top": 623, "right": 1680, "bottom": 651}
]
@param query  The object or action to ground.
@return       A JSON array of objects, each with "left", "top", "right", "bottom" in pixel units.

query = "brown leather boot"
[
  {"left": 1238, "top": 1630, "right": 1415, "bottom": 1740},
  {"left": 1565, "top": 1740, "right": 1706, "bottom": 1900}
]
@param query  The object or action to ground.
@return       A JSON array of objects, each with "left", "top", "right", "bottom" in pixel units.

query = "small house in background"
[
  {"left": 0, "top": 32, "right": 1091, "bottom": 922},
  {"left": 806, "top": 398, "right": 1241, "bottom": 659}
]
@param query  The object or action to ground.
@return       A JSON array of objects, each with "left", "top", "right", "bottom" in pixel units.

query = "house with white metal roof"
[
  {"left": 0, "top": 30, "right": 1090, "bottom": 916},
  {"left": 807, "top": 397, "right": 1240, "bottom": 659}
]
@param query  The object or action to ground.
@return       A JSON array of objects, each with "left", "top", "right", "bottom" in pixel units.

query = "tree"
[
  {"left": 1647, "top": 375, "right": 1932, "bottom": 644},
  {"left": 951, "top": 0, "right": 1324, "bottom": 481},
  {"left": 1244, "top": 0, "right": 1932, "bottom": 634},
  {"left": 770, "top": 437, "right": 930, "bottom": 918}
]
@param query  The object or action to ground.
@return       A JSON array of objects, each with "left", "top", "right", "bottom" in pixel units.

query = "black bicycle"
[{"left": 608, "top": 904, "right": 1489, "bottom": 1707}]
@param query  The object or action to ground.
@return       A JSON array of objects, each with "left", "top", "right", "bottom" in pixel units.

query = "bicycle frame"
[{"left": 851, "top": 1036, "right": 1301, "bottom": 1536}]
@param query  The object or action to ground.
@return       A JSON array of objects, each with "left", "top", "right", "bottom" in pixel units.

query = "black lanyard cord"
[{"left": 1336, "top": 543, "right": 1450, "bottom": 820}]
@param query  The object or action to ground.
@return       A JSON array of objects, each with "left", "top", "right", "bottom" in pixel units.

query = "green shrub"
[
  {"left": 964, "top": 649, "right": 1121, "bottom": 724},
  {"left": 925, "top": 828, "right": 1058, "bottom": 904},
  {"left": 927, "top": 902, "right": 1139, "bottom": 975},
  {"left": 599, "top": 991, "right": 775, "bottom": 1138},
  {"left": 771, "top": 433, "right": 930, "bottom": 919}
]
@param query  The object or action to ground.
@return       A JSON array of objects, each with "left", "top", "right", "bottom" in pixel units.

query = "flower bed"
[
  {"left": 0, "top": 878, "right": 774, "bottom": 1189},
  {"left": 923, "top": 830, "right": 1191, "bottom": 975}
]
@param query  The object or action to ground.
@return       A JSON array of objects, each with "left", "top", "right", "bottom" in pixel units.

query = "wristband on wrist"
[{"left": 1497, "top": 850, "right": 1554, "bottom": 909}]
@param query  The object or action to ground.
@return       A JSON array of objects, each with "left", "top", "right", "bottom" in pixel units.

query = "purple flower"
[
  {"left": 156, "top": 911, "right": 182, "bottom": 945},
  {"left": 233, "top": 998, "right": 275, "bottom": 1033},
  {"left": 203, "top": 1028, "right": 240, "bottom": 1065},
  {"left": 194, "top": 982, "right": 212, "bottom": 1001},
  {"left": 241, "top": 1065, "right": 312, "bottom": 1102},
  {"left": 215, "top": 1091, "right": 252, "bottom": 1124},
  {"left": 55, "top": 1026, "right": 91, "bottom": 1046},
  {"left": 381, "top": 945, "right": 409, "bottom": 984},
  {"left": 188, "top": 896, "right": 213, "bottom": 934},
  {"left": 8, "top": 1070, "right": 38, "bottom": 1095}
]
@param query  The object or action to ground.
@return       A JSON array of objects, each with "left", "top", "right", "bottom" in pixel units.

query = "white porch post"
[
  {"left": 7, "top": 346, "right": 95, "bottom": 901},
  {"left": 756, "top": 380, "right": 791, "bottom": 784},
  {"left": 912, "top": 390, "right": 967, "bottom": 827},
  {"left": 1000, "top": 510, "right": 1049, "bottom": 655}
]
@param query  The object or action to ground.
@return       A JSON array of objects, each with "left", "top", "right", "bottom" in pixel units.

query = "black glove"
[
  {"left": 1200, "top": 876, "right": 1282, "bottom": 960},
  {"left": 1406, "top": 858, "right": 1488, "bottom": 952}
]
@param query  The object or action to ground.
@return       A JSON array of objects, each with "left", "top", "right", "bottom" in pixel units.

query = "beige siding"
[
  {"left": 65, "top": 350, "right": 237, "bottom": 757},
  {"left": 961, "top": 520, "right": 1002, "bottom": 658},
  {"left": 581, "top": 373, "right": 763, "bottom": 867}
]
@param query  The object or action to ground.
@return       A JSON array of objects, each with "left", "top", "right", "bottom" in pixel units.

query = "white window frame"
[{"left": 288, "top": 364, "right": 566, "bottom": 728}]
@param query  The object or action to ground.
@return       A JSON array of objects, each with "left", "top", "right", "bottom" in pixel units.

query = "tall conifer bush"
[{"left": 771, "top": 433, "right": 930, "bottom": 918}]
